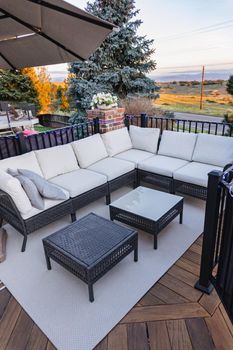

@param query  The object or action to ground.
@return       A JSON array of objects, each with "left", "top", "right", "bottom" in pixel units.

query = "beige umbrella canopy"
[{"left": 0, "top": 0, "right": 116, "bottom": 69}]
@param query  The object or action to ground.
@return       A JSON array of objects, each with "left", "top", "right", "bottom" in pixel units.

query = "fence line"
[{"left": 0, "top": 114, "right": 233, "bottom": 160}]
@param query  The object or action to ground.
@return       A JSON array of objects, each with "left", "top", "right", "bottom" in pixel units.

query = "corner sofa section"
[{"left": 0, "top": 125, "right": 232, "bottom": 251}]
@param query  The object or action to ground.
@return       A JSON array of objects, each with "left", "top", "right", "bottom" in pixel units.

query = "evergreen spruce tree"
[
  {"left": 69, "top": 0, "right": 159, "bottom": 121},
  {"left": 0, "top": 69, "right": 39, "bottom": 109},
  {"left": 226, "top": 75, "right": 233, "bottom": 95}
]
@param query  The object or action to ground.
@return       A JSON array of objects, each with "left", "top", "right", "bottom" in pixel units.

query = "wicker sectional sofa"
[{"left": 0, "top": 125, "right": 232, "bottom": 251}]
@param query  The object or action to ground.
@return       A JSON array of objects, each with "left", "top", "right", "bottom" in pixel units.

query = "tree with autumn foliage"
[{"left": 23, "top": 67, "right": 53, "bottom": 114}]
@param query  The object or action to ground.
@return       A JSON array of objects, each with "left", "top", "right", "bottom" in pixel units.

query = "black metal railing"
[
  {"left": 195, "top": 165, "right": 233, "bottom": 322},
  {"left": 0, "top": 113, "right": 233, "bottom": 160},
  {"left": 125, "top": 113, "right": 233, "bottom": 136},
  {"left": 0, "top": 134, "right": 21, "bottom": 159},
  {"left": 0, "top": 119, "right": 99, "bottom": 160}
]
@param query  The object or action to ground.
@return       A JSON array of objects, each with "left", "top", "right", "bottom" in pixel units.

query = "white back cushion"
[
  {"left": 0, "top": 170, "right": 32, "bottom": 215},
  {"left": 158, "top": 131, "right": 197, "bottom": 161},
  {"left": 129, "top": 125, "right": 160, "bottom": 153},
  {"left": 72, "top": 134, "right": 108, "bottom": 168},
  {"left": 0, "top": 152, "right": 43, "bottom": 176},
  {"left": 35, "top": 144, "right": 79, "bottom": 179},
  {"left": 101, "top": 127, "right": 132, "bottom": 156},
  {"left": 192, "top": 133, "right": 233, "bottom": 167}
]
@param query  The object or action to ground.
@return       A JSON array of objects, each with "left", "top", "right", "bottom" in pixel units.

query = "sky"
[{"left": 47, "top": 0, "right": 233, "bottom": 81}]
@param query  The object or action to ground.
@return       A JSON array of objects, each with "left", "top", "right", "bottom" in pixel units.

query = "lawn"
[
  {"left": 34, "top": 125, "right": 54, "bottom": 132},
  {"left": 155, "top": 82, "right": 233, "bottom": 117}
]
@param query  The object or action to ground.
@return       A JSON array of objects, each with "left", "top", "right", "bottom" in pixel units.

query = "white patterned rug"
[{"left": 0, "top": 187, "right": 205, "bottom": 350}]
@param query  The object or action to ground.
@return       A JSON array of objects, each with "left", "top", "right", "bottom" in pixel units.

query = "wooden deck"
[{"left": 0, "top": 235, "right": 232, "bottom": 350}]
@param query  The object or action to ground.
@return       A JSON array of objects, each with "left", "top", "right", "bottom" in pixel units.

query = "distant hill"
[{"left": 150, "top": 70, "right": 232, "bottom": 82}]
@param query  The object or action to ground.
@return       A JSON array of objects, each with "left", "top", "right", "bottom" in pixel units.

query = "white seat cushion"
[
  {"left": 114, "top": 149, "right": 154, "bottom": 166},
  {"left": 0, "top": 152, "right": 43, "bottom": 176},
  {"left": 174, "top": 162, "right": 222, "bottom": 187},
  {"left": 35, "top": 144, "right": 79, "bottom": 179},
  {"left": 22, "top": 198, "right": 67, "bottom": 219},
  {"left": 192, "top": 133, "right": 233, "bottom": 167},
  {"left": 101, "top": 127, "right": 132, "bottom": 156},
  {"left": 72, "top": 134, "right": 108, "bottom": 168},
  {"left": 88, "top": 157, "right": 135, "bottom": 181},
  {"left": 50, "top": 169, "right": 107, "bottom": 198},
  {"left": 0, "top": 170, "right": 32, "bottom": 215},
  {"left": 158, "top": 131, "right": 197, "bottom": 161},
  {"left": 129, "top": 125, "right": 160, "bottom": 153},
  {"left": 138, "top": 155, "right": 188, "bottom": 177}
]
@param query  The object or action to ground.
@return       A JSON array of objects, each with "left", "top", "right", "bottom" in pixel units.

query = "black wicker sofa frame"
[
  {"left": 0, "top": 170, "right": 136, "bottom": 252},
  {"left": 137, "top": 169, "right": 207, "bottom": 200}
]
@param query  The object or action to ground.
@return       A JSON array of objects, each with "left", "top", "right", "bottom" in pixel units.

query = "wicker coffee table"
[
  {"left": 43, "top": 213, "right": 138, "bottom": 302},
  {"left": 109, "top": 187, "right": 183, "bottom": 249}
]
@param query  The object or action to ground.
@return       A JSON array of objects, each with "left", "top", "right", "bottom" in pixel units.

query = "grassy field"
[{"left": 155, "top": 81, "right": 233, "bottom": 117}]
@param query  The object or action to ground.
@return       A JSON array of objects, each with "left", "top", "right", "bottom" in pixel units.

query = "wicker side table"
[
  {"left": 110, "top": 187, "right": 183, "bottom": 249},
  {"left": 43, "top": 213, "right": 138, "bottom": 302}
]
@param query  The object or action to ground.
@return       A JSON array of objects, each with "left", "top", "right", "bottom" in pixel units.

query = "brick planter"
[{"left": 87, "top": 107, "right": 125, "bottom": 133}]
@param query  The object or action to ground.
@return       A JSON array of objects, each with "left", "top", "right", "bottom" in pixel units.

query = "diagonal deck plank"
[
  {"left": 0, "top": 297, "right": 21, "bottom": 350},
  {"left": 25, "top": 324, "right": 48, "bottom": 350},
  {"left": 5, "top": 309, "right": 34, "bottom": 350},
  {"left": 167, "top": 265, "right": 199, "bottom": 287},
  {"left": 205, "top": 308, "right": 233, "bottom": 350},
  {"left": 0, "top": 288, "right": 11, "bottom": 319},
  {"left": 159, "top": 273, "right": 202, "bottom": 302},
  {"left": 199, "top": 288, "right": 220, "bottom": 315},
  {"left": 175, "top": 257, "right": 200, "bottom": 276},
  {"left": 150, "top": 282, "right": 189, "bottom": 304},
  {"left": 121, "top": 303, "right": 209, "bottom": 324}
]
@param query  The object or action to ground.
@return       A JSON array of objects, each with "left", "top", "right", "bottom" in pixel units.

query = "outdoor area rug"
[{"left": 0, "top": 187, "right": 205, "bottom": 350}]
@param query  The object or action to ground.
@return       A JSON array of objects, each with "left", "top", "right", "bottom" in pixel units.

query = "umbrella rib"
[
  {"left": 0, "top": 52, "right": 15, "bottom": 70},
  {"left": 0, "top": 8, "right": 86, "bottom": 62},
  {"left": 27, "top": 0, "right": 115, "bottom": 30}
]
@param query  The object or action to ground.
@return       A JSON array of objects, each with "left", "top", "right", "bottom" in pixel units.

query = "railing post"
[
  {"left": 195, "top": 170, "right": 223, "bottom": 294},
  {"left": 93, "top": 117, "right": 100, "bottom": 134},
  {"left": 16, "top": 132, "right": 28, "bottom": 154},
  {"left": 124, "top": 114, "right": 130, "bottom": 130},
  {"left": 140, "top": 113, "right": 148, "bottom": 128}
]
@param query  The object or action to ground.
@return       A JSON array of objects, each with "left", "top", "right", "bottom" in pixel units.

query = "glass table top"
[{"left": 110, "top": 187, "right": 183, "bottom": 221}]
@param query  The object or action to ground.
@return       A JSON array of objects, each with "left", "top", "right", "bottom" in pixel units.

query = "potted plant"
[{"left": 91, "top": 92, "right": 118, "bottom": 110}]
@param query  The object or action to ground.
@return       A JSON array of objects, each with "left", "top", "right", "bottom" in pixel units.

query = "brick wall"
[{"left": 87, "top": 107, "right": 125, "bottom": 133}]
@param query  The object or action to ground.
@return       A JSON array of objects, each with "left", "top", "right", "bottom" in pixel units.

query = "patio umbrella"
[{"left": 0, "top": 0, "right": 116, "bottom": 69}]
